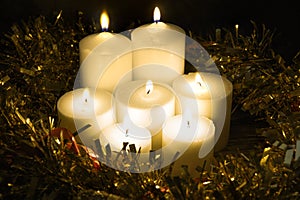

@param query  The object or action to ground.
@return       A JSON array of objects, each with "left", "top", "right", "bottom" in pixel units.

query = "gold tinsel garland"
[{"left": 0, "top": 12, "right": 299, "bottom": 199}]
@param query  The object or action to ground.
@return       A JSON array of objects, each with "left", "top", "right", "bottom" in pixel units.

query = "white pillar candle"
[
  {"left": 172, "top": 72, "right": 233, "bottom": 152},
  {"left": 162, "top": 114, "right": 215, "bottom": 177},
  {"left": 115, "top": 80, "right": 175, "bottom": 150},
  {"left": 79, "top": 11, "right": 132, "bottom": 92},
  {"left": 131, "top": 7, "right": 185, "bottom": 85},
  {"left": 99, "top": 119, "right": 152, "bottom": 171},
  {"left": 57, "top": 88, "right": 115, "bottom": 147}
]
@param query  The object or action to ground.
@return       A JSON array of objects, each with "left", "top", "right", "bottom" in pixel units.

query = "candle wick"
[
  {"left": 197, "top": 82, "right": 202, "bottom": 87},
  {"left": 147, "top": 89, "right": 151, "bottom": 95},
  {"left": 187, "top": 121, "right": 190, "bottom": 128},
  {"left": 125, "top": 129, "right": 129, "bottom": 137},
  {"left": 85, "top": 98, "right": 88, "bottom": 103}
]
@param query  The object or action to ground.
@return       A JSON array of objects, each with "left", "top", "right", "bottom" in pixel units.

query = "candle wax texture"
[
  {"left": 162, "top": 114, "right": 215, "bottom": 177},
  {"left": 115, "top": 80, "right": 175, "bottom": 130},
  {"left": 115, "top": 80, "right": 176, "bottom": 150},
  {"left": 79, "top": 32, "right": 132, "bottom": 92},
  {"left": 57, "top": 88, "right": 115, "bottom": 146},
  {"left": 100, "top": 123, "right": 151, "bottom": 153},
  {"left": 131, "top": 22, "right": 185, "bottom": 85},
  {"left": 79, "top": 32, "right": 114, "bottom": 63},
  {"left": 100, "top": 122, "right": 152, "bottom": 172},
  {"left": 172, "top": 72, "right": 233, "bottom": 152}
]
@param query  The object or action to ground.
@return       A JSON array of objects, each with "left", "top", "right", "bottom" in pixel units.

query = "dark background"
[{"left": 0, "top": 0, "right": 299, "bottom": 62}]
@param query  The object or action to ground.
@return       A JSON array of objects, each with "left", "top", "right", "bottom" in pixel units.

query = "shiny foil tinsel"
[{"left": 0, "top": 12, "right": 299, "bottom": 199}]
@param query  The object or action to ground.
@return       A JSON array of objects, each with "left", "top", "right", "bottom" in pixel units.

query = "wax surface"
[
  {"left": 173, "top": 72, "right": 232, "bottom": 99},
  {"left": 57, "top": 88, "right": 113, "bottom": 119},
  {"left": 173, "top": 72, "right": 233, "bottom": 152},
  {"left": 57, "top": 88, "right": 115, "bottom": 147},
  {"left": 131, "top": 21, "right": 185, "bottom": 85},
  {"left": 100, "top": 123, "right": 151, "bottom": 153},
  {"left": 79, "top": 32, "right": 115, "bottom": 63},
  {"left": 115, "top": 80, "right": 176, "bottom": 149},
  {"left": 115, "top": 80, "right": 175, "bottom": 128},
  {"left": 162, "top": 114, "right": 215, "bottom": 177},
  {"left": 79, "top": 32, "right": 132, "bottom": 92},
  {"left": 116, "top": 81, "right": 175, "bottom": 108}
]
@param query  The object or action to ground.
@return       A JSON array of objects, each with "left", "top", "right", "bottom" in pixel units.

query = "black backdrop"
[{"left": 1, "top": 0, "right": 299, "bottom": 61}]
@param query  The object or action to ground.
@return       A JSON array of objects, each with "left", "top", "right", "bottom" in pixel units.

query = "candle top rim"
[
  {"left": 102, "top": 123, "right": 151, "bottom": 140},
  {"left": 115, "top": 80, "right": 175, "bottom": 108},
  {"left": 57, "top": 88, "right": 113, "bottom": 118},
  {"left": 79, "top": 32, "right": 132, "bottom": 45},
  {"left": 173, "top": 72, "right": 233, "bottom": 99},
  {"left": 162, "top": 114, "right": 215, "bottom": 142},
  {"left": 100, "top": 123, "right": 151, "bottom": 154},
  {"left": 132, "top": 22, "right": 186, "bottom": 34}
]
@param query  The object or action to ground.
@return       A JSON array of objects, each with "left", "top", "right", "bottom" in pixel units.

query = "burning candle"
[
  {"left": 57, "top": 88, "right": 115, "bottom": 147},
  {"left": 172, "top": 72, "right": 233, "bottom": 152},
  {"left": 99, "top": 117, "right": 152, "bottom": 170},
  {"left": 115, "top": 80, "right": 175, "bottom": 150},
  {"left": 78, "top": 11, "right": 132, "bottom": 92},
  {"left": 131, "top": 7, "right": 186, "bottom": 85},
  {"left": 162, "top": 114, "right": 215, "bottom": 177}
]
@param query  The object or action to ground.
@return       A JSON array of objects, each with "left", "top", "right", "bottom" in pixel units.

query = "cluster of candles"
[{"left": 57, "top": 7, "right": 233, "bottom": 176}]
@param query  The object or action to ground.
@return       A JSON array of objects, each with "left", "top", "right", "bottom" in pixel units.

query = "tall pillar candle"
[
  {"left": 131, "top": 7, "right": 185, "bottom": 85},
  {"left": 114, "top": 80, "right": 175, "bottom": 150},
  {"left": 172, "top": 72, "right": 233, "bottom": 152},
  {"left": 57, "top": 88, "right": 115, "bottom": 147},
  {"left": 79, "top": 11, "right": 132, "bottom": 92},
  {"left": 162, "top": 114, "right": 215, "bottom": 177}
]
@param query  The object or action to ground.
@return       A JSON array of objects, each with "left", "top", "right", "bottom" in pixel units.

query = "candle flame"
[
  {"left": 153, "top": 7, "right": 161, "bottom": 23},
  {"left": 235, "top": 24, "right": 239, "bottom": 29},
  {"left": 100, "top": 11, "right": 109, "bottom": 31},
  {"left": 195, "top": 73, "right": 205, "bottom": 87},
  {"left": 146, "top": 80, "right": 153, "bottom": 95},
  {"left": 82, "top": 88, "right": 90, "bottom": 103}
]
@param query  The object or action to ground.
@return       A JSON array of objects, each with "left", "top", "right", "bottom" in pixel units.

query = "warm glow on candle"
[
  {"left": 153, "top": 7, "right": 161, "bottom": 22},
  {"left": 146, "top": 80, "right": 153, "bottom": 95},
  {"left": 82, "top": 88, "right": 90, "bottom": 103},
  {"left": 191, "top": 73, "right": 208, "bottom": 94},
  {"left": 122, "top": 115, "right": 131, "bottom": 131},
  {"left": 100, "top": 11, "right": 109, "bottom": 31},
  {"left": 195, "top": 73, "right": 205, "bottom": 87}
]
